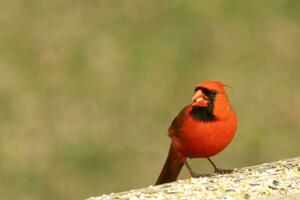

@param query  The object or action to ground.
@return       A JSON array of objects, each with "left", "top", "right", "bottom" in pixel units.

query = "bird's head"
[{"left": 191, "top": 80, "right": 231, "bottom": 120}]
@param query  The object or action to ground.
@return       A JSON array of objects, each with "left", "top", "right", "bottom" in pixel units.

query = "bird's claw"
[
  {"left": 214, "top": 168, "right": 234, "bottom": 174},
  {"left": 191, "top": 172, "right": 213, "bottom": 178}
]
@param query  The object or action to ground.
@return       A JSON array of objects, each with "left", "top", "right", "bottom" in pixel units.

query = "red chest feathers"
[{"left": 172, "top": 116, "right": 237, "bottom": 158}]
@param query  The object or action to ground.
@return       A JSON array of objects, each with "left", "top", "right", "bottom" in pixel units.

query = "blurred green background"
[{"left": 0, "top": 0, "right": 300, "bottom": 199}]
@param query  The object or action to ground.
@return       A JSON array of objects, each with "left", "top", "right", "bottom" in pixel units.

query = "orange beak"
[{"left": 192, "top": 89, "right": 209, "bottom": 107}]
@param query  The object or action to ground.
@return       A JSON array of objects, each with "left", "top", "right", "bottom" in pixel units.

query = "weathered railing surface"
[{"left": 88, "top": 157, "right": 300, "bottom": 200}]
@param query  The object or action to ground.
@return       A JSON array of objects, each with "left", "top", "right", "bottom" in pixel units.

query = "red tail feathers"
[{"left": 155, "top": 144, "right": 185, "bottom": 185}]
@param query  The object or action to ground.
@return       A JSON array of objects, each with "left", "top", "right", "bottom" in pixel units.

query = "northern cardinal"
[{"left": 155, "top": 80, "right": 237, "bottom": 185}]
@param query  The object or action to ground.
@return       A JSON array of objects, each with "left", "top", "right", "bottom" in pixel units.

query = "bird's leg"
[
  {"left": 184, "top": 160, "right": 212, "bottom": 178},
  {"left": 207, "top": 157, "right": 233, "bottom": 174}
]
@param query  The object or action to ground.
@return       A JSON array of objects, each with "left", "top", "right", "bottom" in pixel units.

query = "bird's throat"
[{"left": 190, "top": 106, "right": 216, "bottom": 121}]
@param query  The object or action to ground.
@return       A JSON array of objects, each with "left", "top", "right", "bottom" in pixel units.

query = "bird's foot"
[
  {"left": 214, "top": 168, "right": 234, "bottom": 174},
  {"left": 190, "top": 172, "right": 213, "bottom": 178},
  {"left": 185, "top": 160, "right": 213, "bottom": 178}
]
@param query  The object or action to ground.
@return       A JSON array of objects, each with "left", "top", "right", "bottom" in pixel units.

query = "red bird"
[{"left": 156, "top": 80, "right": 238, "bottom": 185}]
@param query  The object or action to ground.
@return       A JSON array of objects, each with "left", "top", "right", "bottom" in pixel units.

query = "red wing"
[{"left": 168, "top": 105, "right": 191, "bottom": 138}]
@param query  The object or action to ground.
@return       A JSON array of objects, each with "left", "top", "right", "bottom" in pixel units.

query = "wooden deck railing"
[{"left": 87, "top": 157, "right": 300, "bottom": 200}]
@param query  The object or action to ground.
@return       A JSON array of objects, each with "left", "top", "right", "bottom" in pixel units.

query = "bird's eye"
[
  {"left": 211, "top": 90, "right": 217, "bottom": 94},
  {"left": 194, "top": 87, "right": 201, "bottom": 92}
]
